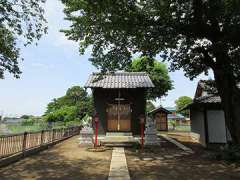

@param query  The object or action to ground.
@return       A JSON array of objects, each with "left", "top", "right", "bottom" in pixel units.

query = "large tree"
[
  {"left": 44, "top": 86, "right": 93, "bottom": 123},
  {"left": 146, "top": 100, "right": 156, "bottom": 113},
  {"left": 175, "top": 96, "right": 192, "bottom": 117},
  {"left": 0, "top": 0, "right": 47, "bottom": 78},
  {"left": 61, "top": 1, "right": 240, "bottom": 144},
  {"left": 126, "top": 56, "right": 173, "bottom": 100}
]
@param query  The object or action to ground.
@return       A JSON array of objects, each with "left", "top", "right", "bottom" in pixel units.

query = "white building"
[{"left": 186, "top": 80, "right": 232, "bottom": 147}]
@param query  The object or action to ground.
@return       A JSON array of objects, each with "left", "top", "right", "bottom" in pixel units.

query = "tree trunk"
[{"left": 213, "top": 68, "right": 240, "bottom": 144}]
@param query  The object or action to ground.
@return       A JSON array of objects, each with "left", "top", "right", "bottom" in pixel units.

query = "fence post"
[
  {"left": 52, "top": 129, "right": 55, "bottom": 142},
  {"left": 22, "top": 132, "right": 27, "bottom": 156},
  {"left": 55, "top": 129, "right": 58, "bottom": 140},
  {"left": 61, "top": 128, "right": 63, "bottom": 139},
  {"left": 40, "top": 130, "right": 44, "bottom": 146},
  {"left": 78, "top": 126, "right": 81, "bottom": 134}
]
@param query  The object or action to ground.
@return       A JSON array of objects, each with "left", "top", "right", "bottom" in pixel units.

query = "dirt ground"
[
  {"left": 126, "top": 135, "right": 240, "bottom": 180},
  {"left": 0, "top": 136, "right": 112, "bottom": 180}
]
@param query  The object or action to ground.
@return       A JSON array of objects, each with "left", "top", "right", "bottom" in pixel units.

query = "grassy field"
[
  {"left": 0, "top": 121, "right": 82, "bottom": 135},
  {"left": 168, "top": 124, "right": 191, "bottom": 132},
  {"left": 6, "top": 124, "right": 44, "bottom": 133}
]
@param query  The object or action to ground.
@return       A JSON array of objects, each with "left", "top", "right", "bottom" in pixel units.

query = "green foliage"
[
  {"left": 44, "top": 106, "right": 75, "bottom": 123},
  {"left": 5, "top": 120, "right": 81, "bottom": 134},
  {"left": 21, "top": 116, "right": 42, "bottom": 126},
  {"left": 175, "top": 96, "right": 192, "bottom": 117},
  {"left": 7, "top": 124, "right": 45, "bottom": 134},
  {"left": 44, "top": 86, "right": 93, "bottom": 123},
  {"left": 0, "top": 0, "right": 47, "bottom": 78},
  {"left": 61, "top": 0, "right": 240, "bottom": 143},
  {"left": 21, "top": 119, "right": 35, "bottom": 126},
  {"left": 46, "top": 86, "right": 89, "bottom": 114},
  {"left": 146, "top": 101, "right": 155, "bottom": 113},
  {"left": 126, "top": 56, "right": 173, "bottom": 99},
  {"left": 61, "top": 0, "right": 240, "bottom": 79},
  {"left": 20, "top": 115, "right": 34, "bottom": 119},
  {"left": 169, "top": 120, "right": 176, "bottom": 129}
]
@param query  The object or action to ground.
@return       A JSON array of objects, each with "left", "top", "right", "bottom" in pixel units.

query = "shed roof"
[
  {"left": 148, "top": 106, "right": 171, "bottom": 115},
  {"left": 194, "top": 95, "right": 221, "bottom": 104},
  {"left": 165, "top": 107, "right": 176, "bottom": 112},
  {"left": 182, "top": 79, "right": 240, "bottom": 110},
  {"left": 168, "top": 113, "right": 186, "bottom": 120},
  {"left": 182, "top": 95, "right": 221, "bottom": 110},
  {"left": 85, "top": 72, "right": 155, "bottom": 89}
]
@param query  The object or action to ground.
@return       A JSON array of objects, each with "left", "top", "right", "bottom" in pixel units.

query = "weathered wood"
[
  {"left": 22, "top": 132, "right": 27, "bottom": 156},
  {"left": 40, "top": 130, "right": 44, "bottom": 145},
  {"left": 0, "top": 126, "right": 80, "bottom": 159},
  {"left": 93, "top": 88, "right": 146, "bottom": 135}
]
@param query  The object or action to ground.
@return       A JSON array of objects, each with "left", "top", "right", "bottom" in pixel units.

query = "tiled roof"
[
  {"left": 194, "top": 95, "right": 221, "bottom": 104},
  {"left": 195, "top": 80, "right": 240, "bottom": 98},
  {"left": 182, "top": 95, "right": 221, "bottom": 110},
  {"left": 165, "top": 107, "right": 176, "bottom": 112},
  {"left": 184, "top": 80, "right": 239, "bottom": 110},
  {"left": 85, "top": 72, "right": 155, "bottom": 89},
  {"left": 168, "top": 113, "right": 185, "bottom": 120},
  {"left": 148, "top": 106, "right": 171, "bottom": 115}
]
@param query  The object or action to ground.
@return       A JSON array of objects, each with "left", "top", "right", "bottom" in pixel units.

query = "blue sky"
[{"left": 0, "top": 0, "right": 211, "bottom": 117}]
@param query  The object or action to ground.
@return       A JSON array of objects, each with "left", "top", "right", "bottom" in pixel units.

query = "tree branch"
[{"left": 194, "top": 47, "right": 216, "bottom": 68}]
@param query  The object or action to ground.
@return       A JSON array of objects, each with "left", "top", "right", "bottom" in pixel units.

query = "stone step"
[
  {"left": 101, "top": 136, "right": 137, "bottom": 147},
  {"left": 103, "top": 143, "right": 134, "bottom": 147},
  {"left": 106, "top": 132, "right": 133, "bottom": 136},
  {"left": 104, "top": 136, "right": 134, "bottom": 141},
  {"left": 102, "top": 136, "right": 136, "bottom": 142}
]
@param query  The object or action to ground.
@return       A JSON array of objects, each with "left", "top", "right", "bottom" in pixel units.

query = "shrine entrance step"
[
  {"left": 106, "top": 132, "right": 132, "bottom": 136},
  {"left": 101, "top": 133, "right": 137, "bottom": 147}
]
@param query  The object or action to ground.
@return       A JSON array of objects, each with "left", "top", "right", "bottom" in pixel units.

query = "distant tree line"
[
  {"left": 175, "top": 96, "right": 193, "bottom": 117},
  {"left": 44, "top": 86, "right": 93, "bottom": 124}
]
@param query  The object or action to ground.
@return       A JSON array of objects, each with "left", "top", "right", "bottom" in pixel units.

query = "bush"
[
  {"left": 43, "top": 106, "right": 82, "bottom": 124},
  {"left": 44, "top": 86, "right": 93, "bottom": 123},
  {"left": 21, "top": 118, "right": 35, "bottom": 126},
  {"left": 21, "top": 115, "right": 31, "bottom": 119}
]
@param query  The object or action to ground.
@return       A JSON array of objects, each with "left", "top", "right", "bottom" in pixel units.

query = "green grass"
[
  {"left": 168, "top": 124, "right": 191, "bottom": 132},
  {"left": 175, "top": 125, "right": 191, "bottom": 131},
  {"left": 4, "top": 121, "right": 82, "bottom": 134},
  {"left": 7, "top": 124, "right": 44, "bottom": 134},
  {"left": 6, "top": 123, "right": 50, "bottom": 134}
]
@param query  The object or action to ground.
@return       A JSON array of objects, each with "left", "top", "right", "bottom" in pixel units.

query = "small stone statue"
[
  {"left": 144, "top": 117, "right": 160, "bottom": 146},
  {"left": 79, "top": 124, "right": 94, "bottom": 145}
]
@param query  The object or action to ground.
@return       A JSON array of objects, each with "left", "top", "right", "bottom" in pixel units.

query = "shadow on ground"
[
  {"left": 0, "top": 136, "right": 112, "bottom": 180},
  {"left": 125, "top": 134, "right": 240, "bottom": 180}
]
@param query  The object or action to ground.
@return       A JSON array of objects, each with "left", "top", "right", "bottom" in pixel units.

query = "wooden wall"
[
  {"left": 92, "top": 88, "right": 146, "bottom": 135},
  {"left": 154, "top": 112, "right": 168, "bottom": 131}
]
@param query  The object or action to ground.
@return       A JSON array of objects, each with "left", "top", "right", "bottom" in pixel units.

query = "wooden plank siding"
[{"left": 93, "top": 88, "right": 146, "bottom": 135}]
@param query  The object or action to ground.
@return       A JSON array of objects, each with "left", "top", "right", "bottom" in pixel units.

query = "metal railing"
[{"left": 0, "top": 126, "right": 80, "bottom": 159}]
